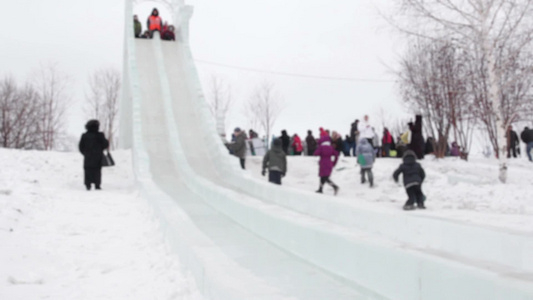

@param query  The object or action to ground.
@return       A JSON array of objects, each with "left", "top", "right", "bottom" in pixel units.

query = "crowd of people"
[
  {"left": 225, "top": 114, "right": 532, "bottom": 210},
  {"left": 133, "top": 8, "right": 176, "bottom": 41}
]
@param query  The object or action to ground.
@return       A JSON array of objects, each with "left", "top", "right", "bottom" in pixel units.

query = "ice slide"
[{"left": 120, "top": 3, "right": 533, "bottom": 300}]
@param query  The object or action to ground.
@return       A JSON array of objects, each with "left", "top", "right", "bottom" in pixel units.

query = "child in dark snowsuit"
[
  {"left": 314, "top": 135, "right": 339, "bottom": 195},
  {"left": 393, "top": 150, "right": 426, "bottom": 210},
  {"left": 262, "top": 139, "right": 287, "bottom": 185}
]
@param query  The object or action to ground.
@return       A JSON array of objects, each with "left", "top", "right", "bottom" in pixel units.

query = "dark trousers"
[
  {"left": 269, "top": 170, "right": 282, "bottom": 185},
  {"left": 507, "top": 146, "right": 517, "bottom": 158},
  {"left": 405, "top": 185, "right": 424, "bottom": 207},
  {"left": 318, "top": 176, "right": 336, "bottom": 190},
  {"left": 307, "top": 148, "right": 316, "bottom": 156},
  {"left": 293, "top": 151, "right": 302, "bottom": 156},
  {"left": 84, "top": 168, "right": 102, "bottom": 188},
  {"left": 352, "top": 141, "right": 357, "bottom": 156},
  {"left": 383, "top": 144, "right": 391, "bottom": 157},
  {"left": 360, "top": 168, "right": 373, "bottom": 184},
  {"left": 239, "top": 158, "right": 245, "bottom": 170}
]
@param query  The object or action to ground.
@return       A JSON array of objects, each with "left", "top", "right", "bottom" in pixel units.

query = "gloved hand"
[
  {"left": 261, "top": 170, "right": 266, "bottom": 176},
  {"left": 281, "top": 172, "right": 285, "bottom": 177}
]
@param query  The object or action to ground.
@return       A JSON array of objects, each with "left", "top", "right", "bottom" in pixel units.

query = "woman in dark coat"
[
  {"left": 280, "top": 130, "right": 290, "bottom": 154},
  {"left": 409, "top": 115, "right": 425, "bottom": 159},
  {"left": 79, "top": 120, "right": 109, "bottom": 190}
]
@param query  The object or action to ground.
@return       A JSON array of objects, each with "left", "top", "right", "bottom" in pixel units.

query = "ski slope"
[{"left": 119, "top": 3, "right": 533, "bottom": 299}]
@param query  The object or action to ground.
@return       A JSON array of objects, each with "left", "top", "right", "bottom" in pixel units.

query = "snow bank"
[{"left": 0, "top": 149, "right": 201, "bottom": 300}]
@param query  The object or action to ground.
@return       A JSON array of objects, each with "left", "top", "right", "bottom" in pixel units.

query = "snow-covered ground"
[
  {"left": 247, "top": 154, "right": 533, "bottom": 233},
  {"left": 1, "top": 147, "right": 532, "bottom": 299},
  {"left": 0, "top": 149, "right": 202, "bottom": 300}
]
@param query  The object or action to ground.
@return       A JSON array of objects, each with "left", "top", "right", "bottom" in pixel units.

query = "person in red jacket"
[
  {"left": 382, "top": 127, "right": 393, "bottom": 157},
  {"left": 292, "top": 134, "right": 303, "bottom": 156},
  {"left": 147, "top": 8, "right": 163, "bottom": 38}
]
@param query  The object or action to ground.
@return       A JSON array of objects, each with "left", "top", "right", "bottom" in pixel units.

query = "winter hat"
[
  {"left": 273, "top": 138, "right": 282, "bottom": 147},
  {"left": 234, "top": 127, "right": 241, "bottom": 133},
  {"left": 402, "top": 150, "right": 417, "bottom": 159},
  {"left": 85, "top": 119, "right": 100, "bottom": 132}
]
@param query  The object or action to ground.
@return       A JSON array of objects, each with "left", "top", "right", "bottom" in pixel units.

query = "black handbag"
[{"left": 102, "top": 151, "right": 115, "bottom": 167}]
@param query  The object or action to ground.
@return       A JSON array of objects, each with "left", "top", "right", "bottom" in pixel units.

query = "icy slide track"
[{"left": 119, "top": 2, "right": 533, "bottom": 300}]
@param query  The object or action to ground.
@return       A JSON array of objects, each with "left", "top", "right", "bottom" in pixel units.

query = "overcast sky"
[{"left": 0, "top": 0, "right": 410, "bottom": 143}]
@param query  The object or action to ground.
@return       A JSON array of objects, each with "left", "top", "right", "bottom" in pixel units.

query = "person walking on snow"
[
  {"left": 521, "top": 127, "right": 533, "bottom": 161},
  {"left": 356, "top": 138, "right": 375, "bottom": 187},
  {"left": 262, "top": 139, "right": 287, "bottom": 185},
  {"left": 314, "top": 136, "right": 340, "bottom": 195},
  {"left": 393, "top": 150, "right": 426, "bottom": 210},
  {"left": 359, "top": 115, "right": 374, "bottom": 147},
  {"left": 147, "top": 8, "right": 163, "bottom": 38},
  {"left": 79, "top": 120, "right": 109, "bottom": 191},
  {"left": 226, "top": 127, "right": 247, "bottom": 169}
]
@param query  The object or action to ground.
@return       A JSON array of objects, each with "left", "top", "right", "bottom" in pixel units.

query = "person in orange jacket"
[
  {"left": 292, "top": 134, "right": 303, "bottom": 156},
  {"left": 147, "top": 8, "right": 163, "bottom": 38}
]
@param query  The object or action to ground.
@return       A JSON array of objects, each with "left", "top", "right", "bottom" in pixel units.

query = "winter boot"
[
  {"left": 95, "top": 185, "right": 101, "bottom": 190},
  {"left": 403, "top": 204, "right": 415, "bottom": 211},
  {"left": 316, "top": 187, "right": 323, "bottom": 194},
  {"left": 86, "top": 184, "right": 91, "bottom": 191},
  {"left": 333, "top": 185, "right": 339, "bottom": 196}
]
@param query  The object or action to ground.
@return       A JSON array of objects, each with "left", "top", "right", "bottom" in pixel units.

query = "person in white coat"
[{"left": 359, "top": 115, "right": 374, "bottom": 147}]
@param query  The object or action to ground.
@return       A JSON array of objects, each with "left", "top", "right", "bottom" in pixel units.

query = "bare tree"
[
  {"left": 245, "top": 82, "right": 284, "bottom": 143},
  {"left": 0, "top": 76, "right": 41, "bottom": 149},
  {"left": 85, "top": 68, "right": 121, "bottom": 149},
  {"left": 398, "top": 40, "right": 475, "bottom": 158},
  {"left": 206, "top": 75, "right": 232, "bottom": 137},
  {"left": 33, "top": 63, "right": 71, "bottom": 150},
  {"left": 391, "top": 0, "right": 533, "bottom": 182}
]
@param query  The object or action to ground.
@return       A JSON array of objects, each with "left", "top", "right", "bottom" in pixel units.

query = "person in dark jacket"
[
  {"left": 314, "top": 136, "right": 339, "bottom": 195},
  {"left": 521, "top": 127, "right": 533, "bottom": 161},
  {"left": 506, "top": 125, "right": 520, "bottom": 158},
  {"left": 226, "top": 127, "right": 247, "bottom": 169},
  {"left": 306, "top": 130, "right": 317, "bottom": 156},
  {"left": 280, "top": 130, "right": 290, "bottom": 155},
  {"left": 350, "top": 119, "right": 360, "bottom": 156},
  {"left": 79, "top": 120, "right": 109, "bottom": 190},
  {"left": 409, "top": 115, "right": 425, "bottom": 159},
  {"left": 393, "top": 150, "right": 426, "bottom": 210},
  {"left": 425, "top": 137, "right": 435, "bottom": 155},
  {"left": 262, "top": 139, "right": 287, "bottom": 185},
  {"left": 134, "top": 15, "right": 142, "bottom": 38}
]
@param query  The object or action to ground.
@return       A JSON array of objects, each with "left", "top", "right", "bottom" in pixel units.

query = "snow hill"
[
  {"left": 1, "top": 148, "right": 532, "bottom": 299},
  {"left": 0, "top": 149, "right": 202, "bottom": 300}
]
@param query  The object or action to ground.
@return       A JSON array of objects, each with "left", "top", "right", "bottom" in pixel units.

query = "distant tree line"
[{"left": 0, "top": 65, "right": 121, "bottom": 151}]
